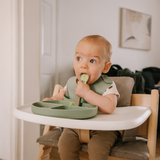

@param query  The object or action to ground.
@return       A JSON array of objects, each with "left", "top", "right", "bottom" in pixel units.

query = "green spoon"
[
  {"left": 75, "top": 74, "right": 89, "bottom": 106},
  {"left": 80, "top": 73, "right": 89, "bottom": 84}
]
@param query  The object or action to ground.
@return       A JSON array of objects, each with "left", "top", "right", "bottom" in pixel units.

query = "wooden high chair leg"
[
  {"left": 41, "top": 146, "right": 52, "bottom": 160},
  {"left": 147, "top": 90, "right": 159, "bottom": 160},
  {"left": 37, "top": 84, "right": 62, "bottom": 160},
  {"left": 37, "top": 125, "right": 55, "bottom": 160}
]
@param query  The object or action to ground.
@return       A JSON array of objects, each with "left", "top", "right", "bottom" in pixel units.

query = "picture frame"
[{"left": 120, "top": 8, "right": 152, "bottom": 50}]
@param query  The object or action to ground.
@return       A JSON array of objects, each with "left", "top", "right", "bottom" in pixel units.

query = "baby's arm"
[
  {"left": 75, "top": 81, "right": 117, "bottom": 114},
  {"left": 84, "top": 91, "right": 117, "bottom": 113},
  {"left": 43, "top": 89, "right": 66, "bottom": 101}
]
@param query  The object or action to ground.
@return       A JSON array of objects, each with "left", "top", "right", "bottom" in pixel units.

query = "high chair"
[{"left": 36, "top": 77, "right": 159, "bottom": 160}]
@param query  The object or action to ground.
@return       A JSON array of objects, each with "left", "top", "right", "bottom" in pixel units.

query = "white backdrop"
[{"left": 56, "top": 0, "right": 160, "bottom": 86}]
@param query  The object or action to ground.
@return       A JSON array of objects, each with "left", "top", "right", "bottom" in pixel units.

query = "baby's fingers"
[{"left": 42, "top": 97, "right": 53, "bottom": 101}]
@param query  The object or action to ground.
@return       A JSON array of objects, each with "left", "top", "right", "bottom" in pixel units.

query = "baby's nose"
[{"left": 81, "top": 62, "right": 88, "bottom": 69}]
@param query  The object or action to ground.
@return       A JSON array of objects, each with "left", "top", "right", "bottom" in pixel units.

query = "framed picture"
[{"left": 120, "top": 8, "right": 151, "bottom": 50}]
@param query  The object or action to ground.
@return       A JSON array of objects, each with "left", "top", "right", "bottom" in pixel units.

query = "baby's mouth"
[{"left": 80, "top": 73, "right": 89, "bottom": 84}]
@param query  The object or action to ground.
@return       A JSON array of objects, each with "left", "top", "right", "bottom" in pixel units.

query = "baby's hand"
[
  {"left": 75, "top": 81, "right": 90, "bottom": 98},
  {"left": 42, "top": 89, "right": 66, "bottom": 101},
  {"left": 43, "top": 97, "right": 54, "bottom": 101}
]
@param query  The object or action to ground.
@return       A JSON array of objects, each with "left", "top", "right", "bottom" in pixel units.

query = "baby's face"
[{"left": 74, "top": 41, "right": 109, "bottom": 84}]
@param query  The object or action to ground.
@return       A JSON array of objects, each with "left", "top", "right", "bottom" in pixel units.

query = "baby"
[{"left": 43, "top": 35, "right": 119, "bottom": 160}]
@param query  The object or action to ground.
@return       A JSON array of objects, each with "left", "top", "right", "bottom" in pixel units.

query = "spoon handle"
[{"left": 75, "top": 96, "right": 81, "bottom": 106}]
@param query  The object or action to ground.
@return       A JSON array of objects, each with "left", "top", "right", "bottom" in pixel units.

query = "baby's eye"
[
  {"left": 77, "top": 57, "right": 81, "bottom": 61},
  {"left": 90, "top": 59, "right": 96, "bottom": 63}
]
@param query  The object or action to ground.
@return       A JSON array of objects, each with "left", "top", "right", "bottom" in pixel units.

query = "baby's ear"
[{"left": 102, "top": 62, "right": 112, "bottom": 74}]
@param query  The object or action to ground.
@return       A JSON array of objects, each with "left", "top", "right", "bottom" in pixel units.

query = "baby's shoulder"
[
  {"left": 67, "top": 76, "right": 77, "bottom": 83},
  {"left": 101, "top": 75, "right": 113, "bottom": 84},
  {"left": 66, "top": 76, "right": 77, "bottom": 88}
]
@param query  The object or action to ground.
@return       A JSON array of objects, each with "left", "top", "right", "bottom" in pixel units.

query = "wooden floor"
[{"left": 156, "top": 130, "right": 160, "bottom": 159}]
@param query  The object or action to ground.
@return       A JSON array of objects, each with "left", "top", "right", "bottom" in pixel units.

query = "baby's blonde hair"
[{"left": 78, "top": 35, "right": 112, "bottom": 62}]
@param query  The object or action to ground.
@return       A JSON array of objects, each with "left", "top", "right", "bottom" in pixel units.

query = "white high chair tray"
[{"left": 12, "top": 104, "right": 151, "bottom": 130}]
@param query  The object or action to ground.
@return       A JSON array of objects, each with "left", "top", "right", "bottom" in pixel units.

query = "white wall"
[
  {"left": 23, "top": 1, "right": 41, "bottom": 159},
  {"left": 0, "top": 1, "right": 12, "bottom": 159},
  {"left": 0, "top": 0, "right": 40, "bottom": 160},
  {"left": 57, "top": 0, "right": 160, "bottom": 86}
]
